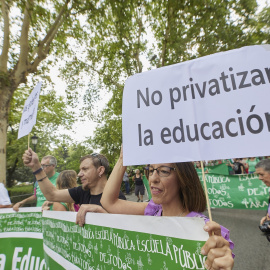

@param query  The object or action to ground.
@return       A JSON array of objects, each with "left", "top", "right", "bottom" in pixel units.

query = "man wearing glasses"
[
  {"left": 21, "top": 149, "right": 126, "bottom": 225},
  {"left": 13, "top": 155, "right": 59, "bottom": 211}
]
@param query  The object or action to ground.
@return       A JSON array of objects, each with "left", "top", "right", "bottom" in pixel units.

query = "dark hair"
[
  {"left": 255, "top": 159, "right": 270, "bottom": 173},
  {"left": 80, "top": 154, "right": 110, "bottom": 175},
  {"left": 174, "top": 162, "right": 206, "bottom": 213}
]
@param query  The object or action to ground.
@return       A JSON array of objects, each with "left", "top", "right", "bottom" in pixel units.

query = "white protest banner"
[
  {"left": 42, "top": 211, "right": 208, "bottom": 269},
  {"left": 0, "top": 209, "right": 208, "bottom": 269},
  {"left": 18, "top": 82, "right": 42, "bottom": 139},
  {"left": 122, "top": 45, "right": 270, "bottom": 165}
]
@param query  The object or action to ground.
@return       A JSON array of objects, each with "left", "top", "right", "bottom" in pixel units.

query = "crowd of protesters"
[
  {"left": 193, "top": 156, "right": 270, "bottom": 175},
  {"left": 3, "top": 149, "right": 270, "bottom": 269}
]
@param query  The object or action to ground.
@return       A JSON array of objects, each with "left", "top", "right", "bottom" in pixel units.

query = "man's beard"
[{"left": 82, "top": 183, "right": 90, "bottom": 191}]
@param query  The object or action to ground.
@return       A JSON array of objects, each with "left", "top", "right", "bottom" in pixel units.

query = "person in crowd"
[
  {"left": 206, "top": 160, "right": 215, "bottom": 166},
  {"left": 13, "top": 155, "right": 59, "bottom": 211},
  {"left": 133, "top": 169, "right": 145, "bottom": 202},
  {"left": 241, "top": 158, "right": 249, "bottom": 174},
  {"left": 194, "top": 161, "right": 208, "bottom": 173},
  {"left": 122, "top": 170, "right": 130, "bottom": 195},
  {"left": 255, "top": 159, "right": 270, "bottom": 228},
  {"left": 100, "top": 147, "right": 234, "bottom": 270},
  {"left": 22, "top": 149, "right": 126, "bottom": 224},
  {"left": 247, "top": 157, "right": 259, "bottom": 174},
  {"left": 144, "top": 164, "right": 150, "bottom": 179},
  {"left": 0, "top": 182, "right": 12, "bottom": 208},
  {"left": 225, "top": 159, "right": 235, "bottom": 175},
  {"left": 42, "top": 170, "right": 79, "bottom": 211},
  {"left": 228, "top": 158, "right": 245, "bottom": 175}
]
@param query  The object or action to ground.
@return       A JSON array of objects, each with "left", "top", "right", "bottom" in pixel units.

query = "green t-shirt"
[
  {"left": 35, "top": 172, "right": 59, "bottom": 207},
  {"left": 247, "top": 159, "right": 258, "bottom": 173}
]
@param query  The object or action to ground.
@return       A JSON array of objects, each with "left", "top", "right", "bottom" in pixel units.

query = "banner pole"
[
  {"left": 28, "top": 133, "right": 30, "bottom": 149},
  {"left": 200, "top": 160, "right": 213, "bottom": 222}
]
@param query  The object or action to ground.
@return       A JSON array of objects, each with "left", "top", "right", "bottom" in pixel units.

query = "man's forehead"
[
  {"left": 256, "top": 167, "right": 268, "bottom": 174},
  {"left": 80, "top": 158, "right": 93, "bottom": 168}
]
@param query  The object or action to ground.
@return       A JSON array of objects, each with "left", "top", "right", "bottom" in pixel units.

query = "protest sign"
[
  {"left": 0, "top": 208, "right": 45, "bottom": 270},
  {"left": 122, "top": 45, "right": 270, "bottom": 165},
  {"left": 18, "top": 82, "right": 42, "bottom": 139},
  {"left": 43, "top": 211, "right": 208, "bottom": 270},
  {"left": 198, "top": 172, "right": 269, "bottom": 209}
]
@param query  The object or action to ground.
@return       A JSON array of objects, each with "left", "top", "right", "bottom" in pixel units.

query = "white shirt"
[{"left": 0, "top": 183, "right": 11, "bottom": 205}]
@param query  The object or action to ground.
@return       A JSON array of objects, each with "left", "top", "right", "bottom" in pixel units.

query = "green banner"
[
  {"left": 205, "top": 163, "right": 229, "bottom": 175},
  {"left": 0, "top": 208, "right": 45, "bottom": 270},
  {"left": 142, "top": 175, "right": 152, "bottom": 200},
  {"left": 0, "top": 209, "right": 209, "bottom": 270},
  {"left": 42, "top": 211, "right": 208, "bottom": 270},
  {"left": 199, "top": 173, "right": 269, "bottom": 209}
]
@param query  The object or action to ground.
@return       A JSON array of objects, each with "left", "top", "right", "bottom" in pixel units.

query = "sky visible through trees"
[{"left": 49, "top": 0, "right": 270, "bottom": 144}]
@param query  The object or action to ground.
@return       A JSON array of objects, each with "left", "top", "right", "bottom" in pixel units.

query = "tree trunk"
[
  {"left": 6, "top": 156, "right": 18, "bottom": 188},
  {"left": 0, "top": 86, "right": 12, "bottom": 184}
]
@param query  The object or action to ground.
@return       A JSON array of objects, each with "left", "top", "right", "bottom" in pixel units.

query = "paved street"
[
  {"left": 125, "top": 191, "right": 270, "bottom": 270},
  {"left": 209, "top": 208, "right": 270, "bottom": 270}
]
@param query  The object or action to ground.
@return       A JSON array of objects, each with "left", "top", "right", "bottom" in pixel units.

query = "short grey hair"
[
  {"left": 42, "top": 155, "right": 57, "bottom": 167},
  {"left": 255, "top": 159, "right": 270, "bottom": 173}
]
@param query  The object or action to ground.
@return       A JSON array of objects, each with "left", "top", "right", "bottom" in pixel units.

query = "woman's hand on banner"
[
  {"left": 201, "top": 221, "right": 234, "bottom": 270},
  {"left": 42, "top": 201, "right": 53, "bottom": 211},
  {"left": 13, "top": 202, "right": 22, "bottom": 212}
]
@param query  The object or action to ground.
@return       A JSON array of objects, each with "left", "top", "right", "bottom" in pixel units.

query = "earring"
[{"left": 99, "top": 175, "right": 102, "bottom": 178}]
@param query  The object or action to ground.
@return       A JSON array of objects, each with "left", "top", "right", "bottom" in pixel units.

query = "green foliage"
[
  {"left": 3, "top": 0, "right": 270, "bottom": 180},
  {"left": 80, "top": 0, "right": 268, "bottom": 160},
  {"left": 51, "top": 142, "right": 92, "bottom": 173},
  {"left": 1, "top": 0, "right": 99, "bottom": 184},
  {"left": 89, "top": 115, "right": 122, "bottom": 167},
  {"left": 7, "top": 185, "right": 35, "bottom": 205},
  {"left": 6, "top": 83, "right": 75, "bottom": 186},
  {"left": 257, "top": 6, "right": 270, "bottom": 43}
]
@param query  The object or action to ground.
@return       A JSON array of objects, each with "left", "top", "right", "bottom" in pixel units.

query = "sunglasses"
[{"left": 91, "top": 153, "right": 103, "bottom": 166}]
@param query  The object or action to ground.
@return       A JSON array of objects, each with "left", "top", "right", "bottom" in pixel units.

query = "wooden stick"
[
  {"left": 28, "top": 133, "right": 30, "bottom": 149},
  {"left": 200, "top": 160, "right": 213, "bottom": 222}
]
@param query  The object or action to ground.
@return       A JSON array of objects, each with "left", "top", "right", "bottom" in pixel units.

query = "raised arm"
[
  {"left": 22, "top": 148, "right": 74, "bottom": 203},
  {"left": 101, "top": 147, "right": 147, "bottom": 215}
]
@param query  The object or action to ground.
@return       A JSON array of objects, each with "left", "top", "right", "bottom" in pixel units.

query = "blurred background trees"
[{"left": 1, "top": 0, "right": 269, "bottom": 187}]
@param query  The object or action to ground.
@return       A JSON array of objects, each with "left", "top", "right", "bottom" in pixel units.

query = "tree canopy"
[
  {"left": 80, "top": 0, "right": 269, "bottom": 162},
  {"left": 0, "top": 0, "right": 94, "bottom": 184},
  {"left": 1, "top": 0, "right": 269, "bottom": 184}
]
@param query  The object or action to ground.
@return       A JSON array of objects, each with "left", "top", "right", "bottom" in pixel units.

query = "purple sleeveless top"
[
  {"left": 74, "top": 204, "right": 80, "bottom": 212},
  {"left": 144, "top": 199, "right": 235, "bottom": 253}
]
